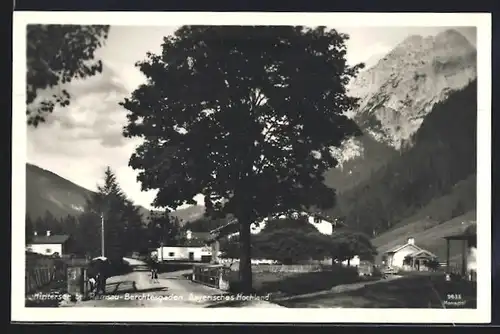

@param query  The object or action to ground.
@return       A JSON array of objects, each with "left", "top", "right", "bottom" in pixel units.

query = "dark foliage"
[
  {"left": 146, "top": 211, "right": 182, "bottom": 249},
  {"left": 328, "top": 80, "right": 477, "bottom": 236},
  {"left": 120, "top": 25, "right": 363, "bottom": 292},
  {"left": 26, "top": 25, "right": 110, "bottom": 126},
  {"left": 220, "top": 217, "right": 376, "bottom": 265}
]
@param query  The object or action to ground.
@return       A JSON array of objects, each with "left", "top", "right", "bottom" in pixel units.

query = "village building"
[
  {"left": 156, "top": 212, "right": 349, "bottom": 265},
  {"left": 155, "top": 230, "right": 213, "bottom": 262},
  {"left": 443, "top": 221, "right": 476, "bottom": 280},
  {"left": 209, "top": 213, "right": 348, "bottom": 265},
  {"left": 26, "top": 230, "right": 71, "bottom": 257},
  {"left": 382, "top": 237, "right": 439, "bottom": 271}
]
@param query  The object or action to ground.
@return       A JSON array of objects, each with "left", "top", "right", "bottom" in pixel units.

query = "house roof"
[
  {"left": 444, "top": 222, "right": 477, "bottom": 240},
  {"left": 407, "top": 249, "right": 437, "bottom": 259},
  {"left": 209, "top": 219, "right": 239, "bottom": 240},
  {"left": 384, "top": 242, "right": 422, "bottom": 254},
  {"left": 190, "top": 232, "right": 211, "bottom": 240},
  {"left": 180, "top": 238, "right": 209, "bottom": 247},
  {"left": 30, "top": 234, "right": 70, "bottom": 245}
]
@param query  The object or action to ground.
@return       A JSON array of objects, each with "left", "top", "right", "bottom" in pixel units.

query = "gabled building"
[
  {"left": 383, "top": 237, "right": 438, "bottom": 271},
  {"left": 155, "top": 230, "right": 213, "bottom": 262},
  {"left": 26, "top": 230, "right": 71, "bottom": 257}
]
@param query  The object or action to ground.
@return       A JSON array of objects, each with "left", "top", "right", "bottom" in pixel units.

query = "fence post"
[{"left": 34, "top": 269, "right": 40, "bottom": 287}]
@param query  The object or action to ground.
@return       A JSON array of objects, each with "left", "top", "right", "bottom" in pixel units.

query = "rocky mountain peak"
[{"left": 347, "top": 29, "right": 476, "bottom": 150}]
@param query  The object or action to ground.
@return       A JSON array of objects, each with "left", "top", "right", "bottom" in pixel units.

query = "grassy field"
[
  {"left": 228, "top": 265, "right": 372, "bottom": 297},
  {"left": 372, "top": 210, "right": 476, "bottom": 264},
  {"left": 278, "top": 273, "right": 476, "bottom": 308},
  {"left": 158, "top": 262, "right": 194, "bottom": 273}
]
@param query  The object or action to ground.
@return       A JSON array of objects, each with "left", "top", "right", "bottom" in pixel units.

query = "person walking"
[{"left": 149, "top": 254, "right": 160, "bottom": 284}]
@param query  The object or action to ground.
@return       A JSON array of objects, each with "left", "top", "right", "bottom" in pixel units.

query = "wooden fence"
[
  {"left": 439, "top": 262, "right": 477, "bottom": 281},
  {"left": 192, "top": 264, "right": 224, "bottom": 288},
  {"left": 25, "top": 253, "right": 89, "bottom": 295},
  {"left": 250, "top": 264, "right": 330, "bottom": 273},
  {"left": 219, "top": 262, "right": 336, "bottom": 273},
  {"left": 25, "top": 264, "right": 66, "bottom": 294}
]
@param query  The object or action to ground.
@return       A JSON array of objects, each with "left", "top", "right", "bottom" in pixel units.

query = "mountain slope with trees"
[
  {"left": 326, "top": 79, "right": 476, "bottom": 236},
  {"left": 322, "top": 29, "right": 476, "bottom": 195},
  {"left": 25, "top": 163, "right": 203, "bottom": 223}
]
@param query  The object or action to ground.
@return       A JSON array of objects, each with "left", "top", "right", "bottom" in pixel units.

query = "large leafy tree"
[
  {"left": 26, "top": 24, "right": 109, "bottom": 126},
  {"left": 220, "top": 218, "right": 334, "bottom": 264},
  {"left": 330, "top": 230, "right": 377, "bottom": 264},
  {"left": 260, "top": 216, "right": 320, "bottom": 234},
  {"left": 182, "top": 216, "right": 228, "bottom": 233},
  {"left": 146, "top": 210, "right": 182, "bottom": 248},
  {"left": 121, "top": 26, "right": 363, "bottom": 292}
]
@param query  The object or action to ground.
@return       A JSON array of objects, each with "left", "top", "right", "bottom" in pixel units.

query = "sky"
[{"left": 26, "top": 25, "right": 476, "bottom": 210}]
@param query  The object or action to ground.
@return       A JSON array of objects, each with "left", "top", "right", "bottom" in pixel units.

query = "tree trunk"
[{"left": 238, "top": 217, "right": 253, "bottom": 293}]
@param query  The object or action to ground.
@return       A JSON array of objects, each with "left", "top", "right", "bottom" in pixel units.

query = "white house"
[
  {"left": 383, "top": 237, "right": 438, "bottom": 271},
  {"left": 26, "top": 231, "right": 70, "bottom": 257},
  {"left": 156, "top": 245, "right": 212, "bottom": 262},
  {"left": 341, "top": 255, "right": 361, "bottom": 267},
  {"left": 156, "top": 230, "right": 213, "bottom": 262}
]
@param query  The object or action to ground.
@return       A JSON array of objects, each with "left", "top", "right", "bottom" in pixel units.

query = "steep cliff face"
[
  {"left": 324, "top": 29, "right": 477, "bottom": 193},
  {"left": 348, "top": 29, "right": 476, "bottom": 150}
]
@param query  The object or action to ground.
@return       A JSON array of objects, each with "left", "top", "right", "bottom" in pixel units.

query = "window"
[
  {"left": 45, "top": 248, "right": 51, "bottom": 253},
  {"left": 168, "top": 252, "right": 175, "bottom": 257}
]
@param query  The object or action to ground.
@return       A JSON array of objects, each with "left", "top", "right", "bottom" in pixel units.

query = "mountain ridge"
[
  {"left": 25, "top": 163, "right": 205, "bottom": 224},
  {"left": 347, "top": 28, "right": 476, "bottom": 150},
  {"left": 324, "top": 28, "right": 476, "bottom": 193}
]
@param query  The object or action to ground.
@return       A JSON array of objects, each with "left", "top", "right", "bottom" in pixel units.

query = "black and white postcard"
[{"left": 12, "top": 12, "right": 491, "bottom": 324}]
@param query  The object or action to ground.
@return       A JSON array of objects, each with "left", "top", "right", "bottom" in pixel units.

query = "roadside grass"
[
  {"left": 158, "top": 262, "right": 194, "bottom": 273},
  {"left": 278, "top": 273, "right": 476, "bottom": 308},
  {"left": 228, "top": 265, "right": 372, "bottom": 297},
  {"left": 25, "top": 279, "right": 68, "bottom": 307}
]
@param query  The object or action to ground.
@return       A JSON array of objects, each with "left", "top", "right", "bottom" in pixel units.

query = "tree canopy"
[
  {"left": 182, "top": 216, "right": 228, "bottom": 233},
  {"left": 26, "top": 24, "right": 109, "bottom": 126},
  {"left": 121, "top": 25, "right": 363, "bottom": 292},
  {"left": 146, "top": 210, "right": 182, "bottom": 248},
  {"left": 260, "top": 215, "right": 320, "bottom": 234},
  {"left": 220, "top": 218, "right": 376, "bottom": 265}
]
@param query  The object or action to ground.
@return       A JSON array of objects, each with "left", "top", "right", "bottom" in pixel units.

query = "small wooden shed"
[{"left": 443, "top": 222, "right": 477, "bottom": 278}]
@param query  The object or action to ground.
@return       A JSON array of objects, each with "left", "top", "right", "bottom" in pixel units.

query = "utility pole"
[
  {"left": 160, "top": 241, "right": 164, "bottom": 262},
  {"left": 101, "top": 213, "right": 105, "bottom": 257}
]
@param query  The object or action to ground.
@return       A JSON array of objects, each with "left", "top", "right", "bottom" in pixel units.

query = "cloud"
[
  {"left": 27, "top": 61, "right": 157, "bottom": 209},
  {"left": 30, "top": 62, "right": 132, "bottom": 151}
]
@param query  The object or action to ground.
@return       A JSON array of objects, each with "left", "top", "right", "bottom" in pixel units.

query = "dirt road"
[{"left": 62, "top": 259, "right": 227, "bottom": 308}]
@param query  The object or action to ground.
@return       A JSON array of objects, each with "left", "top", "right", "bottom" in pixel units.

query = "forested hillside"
[
  {"left": 327, "top": 79, "right": 477, "bottom": 236},
  {"left": 323, "top": 134, "right": 397, "bottom": 193}
]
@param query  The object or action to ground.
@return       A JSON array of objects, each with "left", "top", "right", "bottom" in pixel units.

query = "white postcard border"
[{"left": 12, "top": 12, "right": 492, "bottom": 324}]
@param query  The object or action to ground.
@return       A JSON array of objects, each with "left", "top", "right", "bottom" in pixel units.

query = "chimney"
[
  {"left": 33, "top": 231, "right": 37, "bottom": 236},
  {"left": 407, "top": 237, "right": 415, "bottom": 245},
  {"left": 46, "top": 230, "right": 51, "bottom": 237}
]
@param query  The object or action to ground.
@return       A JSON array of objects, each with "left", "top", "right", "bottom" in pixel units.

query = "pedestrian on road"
[
  {"left": 149, "top": 255, "right": 160, "bottom": 284},
  {"left": 151, "top": 267, "right": 159, "bottom": 284}
]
